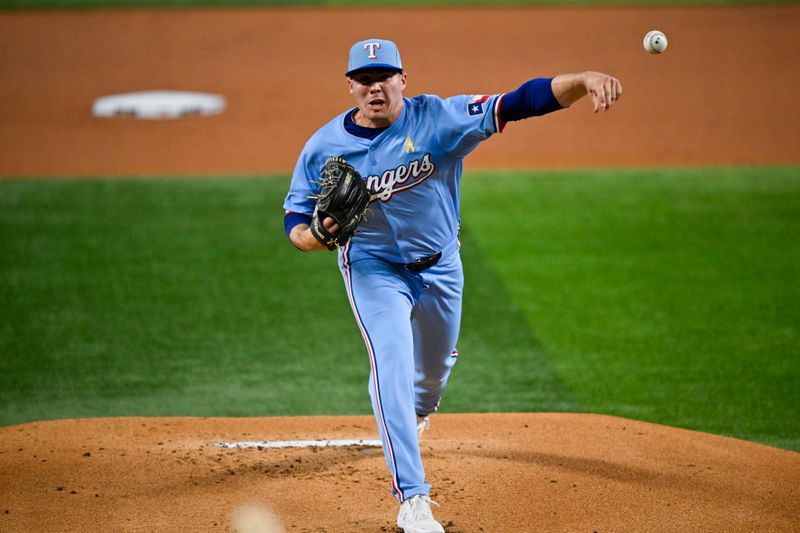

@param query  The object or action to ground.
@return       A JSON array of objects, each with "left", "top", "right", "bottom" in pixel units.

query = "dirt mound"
[{"left": 1, "top": 413, "right": 797, "bottom": 532}]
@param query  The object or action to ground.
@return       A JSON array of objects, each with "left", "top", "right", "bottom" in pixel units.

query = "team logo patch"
[{"left": 467, "top": 95, "right": 489, "bottom": 116}]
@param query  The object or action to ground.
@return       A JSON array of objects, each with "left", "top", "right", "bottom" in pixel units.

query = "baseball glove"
[{"left": 310, "top": 156, "right": 371, "bottom": 250}]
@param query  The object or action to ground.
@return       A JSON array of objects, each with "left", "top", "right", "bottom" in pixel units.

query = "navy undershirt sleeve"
[
  {"left": 284, "top": 212, "right": 312, "bottom": 237},
  {"left": 499, "top": 78, "right": 563, "bottom": 123}
]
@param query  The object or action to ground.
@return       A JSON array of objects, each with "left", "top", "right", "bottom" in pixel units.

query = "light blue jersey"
[
  {"left": 284, "top": 91, "right": 503, "bottom": 503},
  {"left": 284, "top": 93, "right": 503, "bottom": 264}
]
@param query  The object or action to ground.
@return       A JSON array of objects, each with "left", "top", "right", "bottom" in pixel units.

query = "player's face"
[{"left": 348, "top": 69, "right": 407, "bottom": 128}]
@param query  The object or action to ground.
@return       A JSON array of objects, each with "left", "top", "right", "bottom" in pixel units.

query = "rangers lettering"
[
  {"left": 395, "top": 165, "right": 409, "bottom": 183},
  {"left": 364, "top": 42, "right": 381, "bottom": 59},
  {"left": 367, "top": 153, "right": 436, "bottom": 202}
]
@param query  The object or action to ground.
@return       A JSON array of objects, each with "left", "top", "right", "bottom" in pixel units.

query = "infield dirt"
[
  {"left": 1, "top": 5, "right": 799, "bottom": 533},
  {"left": 2, "top": 414, "right": 799, "bottom": 532},
  {"left": 1, "top": 6, "right": 799, "bottom": 176}
]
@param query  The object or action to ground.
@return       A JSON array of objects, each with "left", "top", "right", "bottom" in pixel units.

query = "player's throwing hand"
[
  {"left": 584, "top": 71, "right": 622, "bottom": 113},
  {"left": 551, "top": 71, "right": 622, "bottom": 113}
]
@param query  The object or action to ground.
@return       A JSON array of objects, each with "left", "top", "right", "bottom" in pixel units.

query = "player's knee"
[{"left": 417, "top": 375, "right": 449, "bottom": 393}]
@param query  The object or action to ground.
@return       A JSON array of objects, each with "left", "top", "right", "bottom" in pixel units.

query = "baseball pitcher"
[{"left": 283, "top": 38, "right": 621, "bottom": 533}]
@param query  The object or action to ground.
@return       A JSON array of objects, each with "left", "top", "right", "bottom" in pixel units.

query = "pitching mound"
[{"left": 1, "top": 413, "right": 798, "bottom": 532}]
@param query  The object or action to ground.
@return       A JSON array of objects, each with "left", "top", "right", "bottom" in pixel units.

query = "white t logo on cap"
[{"left": 364, "top": 42, "right": 381, "bottom": 59}]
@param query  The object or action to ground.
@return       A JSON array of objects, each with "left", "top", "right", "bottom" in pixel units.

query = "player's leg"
[
  {"left": 411, "top": 251, "right": 464, "bottom": 418},
  {"left": 339, "top": 254, "right": 430, "bottom": 502}
]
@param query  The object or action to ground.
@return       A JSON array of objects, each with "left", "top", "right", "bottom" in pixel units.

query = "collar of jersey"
[
  {"left": 341, "top": 98, "right": 408, "bottom": 143},
  {"left": 345, "top": 109, "right": 387, "bottom": 140}
]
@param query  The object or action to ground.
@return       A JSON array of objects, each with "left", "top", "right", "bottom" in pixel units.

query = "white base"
[
  {"left": 209, "top": 439, "right": 383, "bottom": 449},
  {"left": 92, "top": 90, "right": 226, "bottom": 120}
]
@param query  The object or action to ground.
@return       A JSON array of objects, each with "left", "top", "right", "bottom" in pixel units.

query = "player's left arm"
[{"left": 550, "top": 71, "right": 622, "bottom": 113}]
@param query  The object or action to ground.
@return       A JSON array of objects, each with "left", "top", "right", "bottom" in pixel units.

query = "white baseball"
[
  {"left": 232, "top": 504, "right": 286, "bottom": 533},
  {"left": 643, "top": 30, "right": 668, "bottom": 54}
]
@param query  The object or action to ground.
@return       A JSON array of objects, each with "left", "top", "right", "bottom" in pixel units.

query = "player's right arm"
[
  {"left": 284, "top": 143, "right": 342, "bottom": 252},
  {"left": 287, "top": 218, "right": 339, "bottom": 252}
]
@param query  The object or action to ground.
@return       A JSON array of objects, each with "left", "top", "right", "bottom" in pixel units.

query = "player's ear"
[
  {"left": 347, "top": 77, "right": 354, "bottom": 95},
  {"left": 400, "top": 73, "right": 407, "bottom": 90}
]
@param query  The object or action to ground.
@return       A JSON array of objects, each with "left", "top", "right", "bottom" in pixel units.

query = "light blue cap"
[{"left": 346, "top": 38, "right": 403, "bottom": 77}]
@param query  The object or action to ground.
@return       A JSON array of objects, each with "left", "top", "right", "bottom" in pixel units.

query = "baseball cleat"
[
  {"left": 416, "top": 414, "right": 431, "bottom": 438},
  {"left": 396, "top": 494, "right": 445, "bottom": 533}
]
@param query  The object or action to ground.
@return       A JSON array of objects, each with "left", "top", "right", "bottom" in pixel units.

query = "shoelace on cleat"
[{"left": 405, "top": 495, "right": 440, "bottom": 522}]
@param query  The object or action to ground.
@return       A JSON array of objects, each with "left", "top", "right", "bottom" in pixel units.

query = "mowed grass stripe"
[
  {"left": 0, "top": 178, "right": 368, "bottom": 421},
  {"left": 461, "top": 166, "right": 800, "bottom": 450},
  {"left": 0, "top": 176, "right": 573, "bottom": 427},
  {"left": 449, "top": 229, "right": 579, "bottom": 414},
  {"left": 1, "top": 169, "right": 798, "bottom": 451}
]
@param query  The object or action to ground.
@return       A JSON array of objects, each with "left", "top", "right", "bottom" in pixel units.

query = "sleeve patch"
[{"left": 467, "top": 95, "right": 490, "bottom": 116}]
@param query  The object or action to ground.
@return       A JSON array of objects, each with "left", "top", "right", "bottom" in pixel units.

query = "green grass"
[
  {"left": 462, "top": 166, "right": 800, "bottom": 450},
  {"left": 2, "top": 0, "right": 794, "bottom": 10},
  {"left": 0, "top": 176, "right": 573, "bottom": 422},
  {"left": 1, "top": 168, "right": 798, "bottom": 451},
  {"left": 0, "top": 178, "right": 369, "bottom": 420}
]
